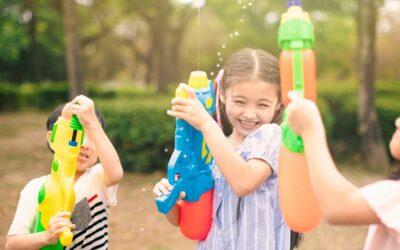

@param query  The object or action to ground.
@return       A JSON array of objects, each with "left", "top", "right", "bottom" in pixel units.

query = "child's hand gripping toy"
[
  {"left": 277, "top": 2, "right": 322, "bottom": 233},
  {"left": 35, "top": 114, "right": 84, "bottom": 249},
  {"left": 156, "top": 71, "right": 214, "bottom": 240}
]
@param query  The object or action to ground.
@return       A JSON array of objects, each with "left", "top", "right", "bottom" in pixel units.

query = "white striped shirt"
[
  {"left": 8, "top": 164, "right": 118, "bottom": 250},
  {"left": 197, "top": 124, "right": 290, "bottom": 250}
]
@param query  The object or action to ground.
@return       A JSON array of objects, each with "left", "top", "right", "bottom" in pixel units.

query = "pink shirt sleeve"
[{"left": 360, "top": 180, "right": 400, "bottom": 233}]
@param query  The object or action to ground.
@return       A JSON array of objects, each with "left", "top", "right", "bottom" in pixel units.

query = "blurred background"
[{"left": 1, "top": 0, "right": 399, "bottom": 249}]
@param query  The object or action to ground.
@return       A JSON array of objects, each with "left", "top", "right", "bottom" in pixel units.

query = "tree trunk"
[
  {"left": 25, "top": 0, "right": 41, "bottom": 82},
  {"left": 154, "top": 0, "right": 170, "bottom": 93},
  {"left": 357, "top": 0, "right": 388, "bottom": 170},
  {"left": 63, "top": 0, "right": 83, "bottom": 99}
]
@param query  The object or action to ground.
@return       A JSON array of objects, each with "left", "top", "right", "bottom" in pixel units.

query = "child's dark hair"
[
  {"left": 389, "top": 165, "right": 400, "bottom": 180},
  {"left": 216, "top": 48, "right": 284, "bottom": 136},
  {"left": 290, "top": 230, "right": 303, "bottom": 249},
  {"left": 46, "top": 103, "right": 106, "bottom": 152}
]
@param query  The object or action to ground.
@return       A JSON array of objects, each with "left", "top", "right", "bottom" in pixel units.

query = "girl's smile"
[{"left": 222, "top": 79, "right": 279, "bottom": 144}]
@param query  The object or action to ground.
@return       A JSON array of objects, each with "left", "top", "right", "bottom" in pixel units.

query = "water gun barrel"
[{"left": 277, "top": 5, "right": 322, "bottom": 232}]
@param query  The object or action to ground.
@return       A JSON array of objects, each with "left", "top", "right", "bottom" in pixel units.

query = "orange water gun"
[{"left": 277, "top": 1, "right": 322, "bottom": 233}]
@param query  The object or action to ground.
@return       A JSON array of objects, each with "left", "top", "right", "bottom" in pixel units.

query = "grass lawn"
[{"left": 0, "top": 112, "right": 387, "bottom": 250}]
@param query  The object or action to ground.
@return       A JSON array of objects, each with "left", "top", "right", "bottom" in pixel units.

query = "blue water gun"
[{"left": 156, "top": 71, "right": 215, "bottom": 240}]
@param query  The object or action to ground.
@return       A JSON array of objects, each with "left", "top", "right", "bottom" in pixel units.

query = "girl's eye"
[
  {"left": 259, "top": 104, "right": 269, "bottom": 108},
  {"left": 234, "top": 100, "right": 245, "bottom": 105}
]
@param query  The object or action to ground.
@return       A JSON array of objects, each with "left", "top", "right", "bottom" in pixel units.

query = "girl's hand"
[
  {"left": 166, "top": 84, "right": 213, "bottom": 132},
  {"left": 286, "top": 91, "right": 324, "bottom": 138},
  {"left": 45, "top": 212, "right": 76, "bottom": 245},
  {"left": 390, "top": 117, "right": 400, "bottom": 160},
  {"left": 153, "top": 178, "right": 185, "bottom": 200},
  {"left": 61, "top": 102, "right": 74, "bottom": 120},
  {"left": 69, "top": 95, "right": 101, "bottom": 131}
]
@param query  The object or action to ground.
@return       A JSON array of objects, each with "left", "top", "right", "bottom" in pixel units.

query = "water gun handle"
[
  {"left": 156, "top": 178, "right": 184, "bottom": 214},
  {"left": 60, "top": 228, "right": 73, "bottom": 246}
]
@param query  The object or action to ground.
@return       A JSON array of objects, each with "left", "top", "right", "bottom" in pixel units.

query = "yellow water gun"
[{"left": 35, "top": 115, "right": 84, "bottom": 249}]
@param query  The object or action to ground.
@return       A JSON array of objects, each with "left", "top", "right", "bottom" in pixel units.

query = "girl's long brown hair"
[{"left": 215, "top": 48, "right": 283, "bottom": 136}]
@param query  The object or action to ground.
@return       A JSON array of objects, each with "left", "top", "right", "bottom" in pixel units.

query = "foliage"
[
  {"left": 0, "top": 0, "right": 65, "bottom": 82},
  {"left": 101, "top": 106, "right": 175, "bottom": 172},
  {"left": 1, "top": 80, "right": 399, "bottom": 171},
  {"left": 0, "top": 82, "right": 68, "bottom": 111},
  {"left": 318, "top": 80, "right": 400, "bottom": 160}
]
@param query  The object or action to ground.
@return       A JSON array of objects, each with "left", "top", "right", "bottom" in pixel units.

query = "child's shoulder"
[
  {"left": 240, "top": 123, "right": 281, "bottom": 151},
  {"left": 23, "top": 175, "right": 47, "bottom": 189},
  {"left": 20, "top": 175, "right": 47, "bottom": 198}
]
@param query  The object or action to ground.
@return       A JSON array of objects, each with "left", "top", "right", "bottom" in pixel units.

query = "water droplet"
[
  {"left": 141, "top": 187, "right": 146, "bottom": 192},
  {"left": 183, "top": 154, "right": 187, "bottom": 158},
  {"left": 219, "top": 58, "right": 223, "bottom": 61},
  {"left": 237, "top": 0, "right": 242, "bottom": 3},
  {"left": 229, "top": 33, "right": 234, "bottom": 38},
  {"left": 248, "top": 2, "right": 252, "bottom": 6},
  {"left": 164, "top": 148, "right": 168, "bottom": 152},
  {"left": 243, "top": 6, "right": 247, "bottom": 10},
  {"left": 240, "top": 18, "right": 244, "bottom": 23},
  {"left": 222, "top": 44, "right": 226, "bottom": 49},
  {"left": 217, "top": 52, "right": 221, "bottom": 56},
  {"left": 139, "top": 206, "right": 143, "bottom": 210},
  {"left": 216, "top": 64, "right": 220, "bottom": 67},
  {"left": 234, "top": 31, "right": 239, "bottom": 36},
  {"left": 210, "top": 72, "right": 214, "bottom": 76},
  {"left": 139, "top": 227, "right": 144, "bottom": 232}
]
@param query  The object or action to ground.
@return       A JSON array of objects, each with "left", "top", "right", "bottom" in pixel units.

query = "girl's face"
[
  {"left": 47, "top": 130, "right": 98, "bottom": 177},
  {"left": 75, "top": 133, "right": 98, "bottom": 173},
  {"left": 221, "top": 79, "right": 280, "bottom": 144}
]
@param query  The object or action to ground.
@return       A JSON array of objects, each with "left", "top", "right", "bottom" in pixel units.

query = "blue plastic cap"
[{"left": 68, "top": 140, "right": 78, "bottom": 147}]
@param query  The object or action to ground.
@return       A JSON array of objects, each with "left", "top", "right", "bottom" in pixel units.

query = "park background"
[{"left": 1, "top": 0, "right": 399, "bottom": 249}]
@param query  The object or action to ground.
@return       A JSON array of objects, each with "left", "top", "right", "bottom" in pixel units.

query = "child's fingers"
[
  {"left": 55, "top": 211, "right": 71, "bottom": 218},
  {"left": 287, "top": 91, "right": 302, "bottom": 103},
  {"left": 155, "top": 183, "right": 170, "bottom": 196},
  {"left": 161, "top": 178, "right": 173, "bottom": 190},
  {"left": 171, "top": 97, "right": 191, "bottom": 106},
  {"left": 178, "top": 83, "right": 196, "bottom": 100},
  {"left": 71, "top": 95, "right": 91, "bottom": 105},
  {"left": 166, "top": 110, "right": 181, "bottom": 119},
  {"left": 395, "top": 117, "right": 400, "bottom": 128}
]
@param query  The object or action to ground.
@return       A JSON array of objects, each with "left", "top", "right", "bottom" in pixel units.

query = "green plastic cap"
[{"left": 281, "top": 109, "right": 304, "bottom": 153}]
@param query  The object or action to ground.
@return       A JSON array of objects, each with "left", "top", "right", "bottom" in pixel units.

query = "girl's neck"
[{"left": 228, "top": 132, "right": 244, "bottom": 148}]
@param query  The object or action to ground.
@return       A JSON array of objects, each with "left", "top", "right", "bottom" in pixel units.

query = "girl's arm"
[
  {"left": 287, "top": 91, "right": 380, "bottom": 225},
  {"left": 389, "top": 117, "right": 400, "bottom": 160},
  {"left": 6, "top": 212, "right": 74, "bottom": 250},
  {"left": 167, "top": 85, "right": 272, "bottom": 196},
  {"left": 68, "top": 96, "right": 124, "bottom": 187},
  {"left": 201, "top": 119, "right": 272, "bottom": 196},
  {"left": 6, "top": 233, "right": 52, "bottom": 250}
]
